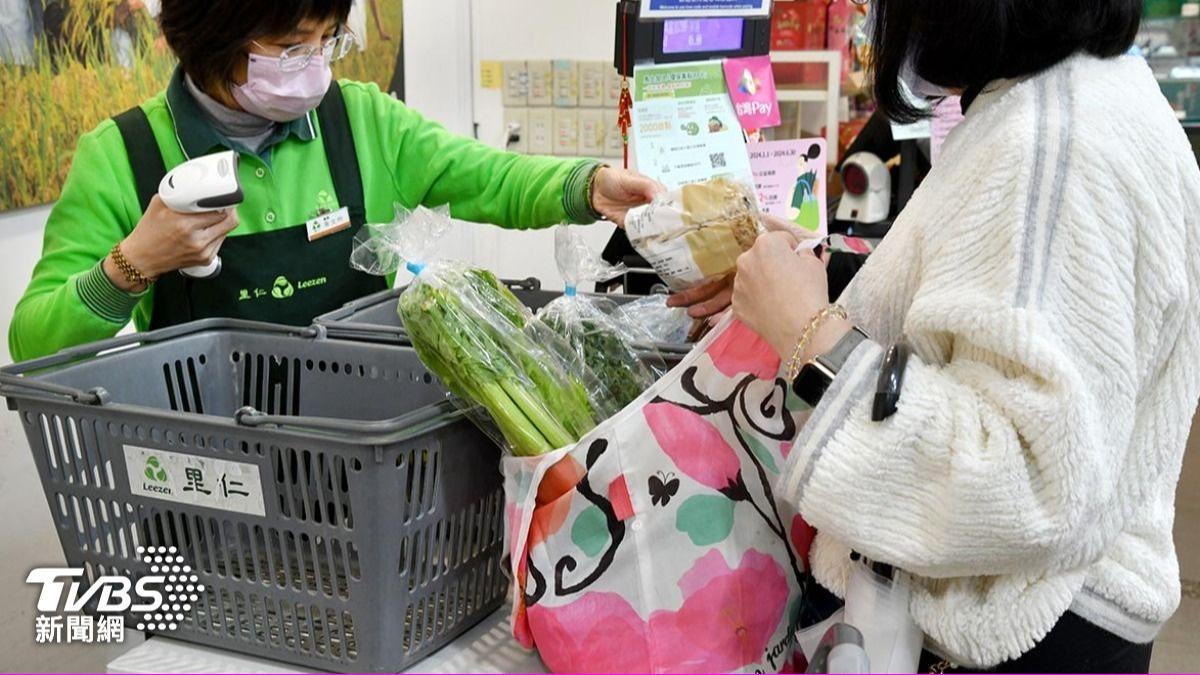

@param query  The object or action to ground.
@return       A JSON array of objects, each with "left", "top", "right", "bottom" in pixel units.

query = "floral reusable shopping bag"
[{"left": 503, "top": 316, "right": 840, "bottom": 674}]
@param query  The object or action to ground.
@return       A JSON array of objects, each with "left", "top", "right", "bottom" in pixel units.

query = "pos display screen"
[
  {"left": 614, "top": 0, "right": 772, "bottom": 75},
  {"left": 661, "top": 18, "right": 746, "bottom": 54}
]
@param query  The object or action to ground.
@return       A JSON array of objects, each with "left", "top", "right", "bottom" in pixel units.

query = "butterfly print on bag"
[{"left": 649, "top": 471, "right": 680, "bottom": 506}]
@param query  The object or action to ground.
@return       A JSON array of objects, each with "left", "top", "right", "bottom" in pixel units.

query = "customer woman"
[
  {"left": 731, "top": 0, "right": 1200, "bottom": 672},
  {"left": 9, "top": 0, "right": 657, "bottom": 362}
]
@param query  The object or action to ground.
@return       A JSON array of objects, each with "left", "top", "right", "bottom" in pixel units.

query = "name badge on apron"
[{"left": 305, "top": 206, "right": 352, "bottom": 242}]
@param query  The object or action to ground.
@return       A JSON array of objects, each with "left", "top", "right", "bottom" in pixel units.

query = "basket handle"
[
  {"left": 1, "top": 319, "right": 320, "bottom": 378},
  {"left": 0, "top": 319, "right": 321, "bottom": 406},
  {"left": 233, "top": 399, "right": 458, "bottom": 434},
  {"left": 0, "top": 373, "right": 108, "bottom": 405},
  {"left": 325, "top": 285, "right": 402, "bottom": 316},
  {"left": 316, "top": 278, "right": 541, "bottom": 343},
  {"left": 324, "top": 277, "right": 539, "bottom": 317},
  {"left": 503, "top": 276, "right": 542, "bottom": 291},
  {"left": 318, "top": 321, "right": 406, "bottom": 344}
]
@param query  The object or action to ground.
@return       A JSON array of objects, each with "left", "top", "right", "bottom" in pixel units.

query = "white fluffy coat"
[{"left": 778, "top": 54, "right": 1200, "bottom": 667}]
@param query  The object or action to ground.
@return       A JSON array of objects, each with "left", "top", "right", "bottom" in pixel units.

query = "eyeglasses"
[{"left": 252, "top": 29, "right": 357, "bottom": 72}]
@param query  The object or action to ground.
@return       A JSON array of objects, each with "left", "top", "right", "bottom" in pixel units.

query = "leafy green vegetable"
[
  {"left": 398, "top": 266, "right": 596, "bottom": 457},
  {"left": 536, "top": 300, "right": 658, "bottom": 416}
]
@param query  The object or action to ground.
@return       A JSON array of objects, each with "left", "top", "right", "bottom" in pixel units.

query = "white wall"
[
  {"left": 403, "top": 0, "right": 618, "bottom": 290},
  {"left": 0, "top": 206, "right": 51, "bottom": 365},
  {"left": 471, "top": 0, "right": 618, "bottom": 288}
]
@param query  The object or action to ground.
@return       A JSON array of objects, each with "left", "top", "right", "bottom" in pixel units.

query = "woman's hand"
[
  {"left": 668, "top": 275, "right": 734, "bottom": 320},
  {"left": 590, "top": 167, "right": 663, "bottom": 226},
  {"left": 667, "top": 214, "right": 824, "bottom": 320},
  {"left": 104, "top": 195, "right": 239, "bottom": 291},
  {"left": 732, "top": 230, "right": 850, "bottom": 359}
]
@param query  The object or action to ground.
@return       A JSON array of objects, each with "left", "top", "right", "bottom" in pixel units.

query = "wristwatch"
[{"left": 791, "top": 327, "right": 870, "bottom": 408}]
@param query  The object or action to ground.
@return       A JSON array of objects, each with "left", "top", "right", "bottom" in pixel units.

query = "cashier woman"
[{"left": 8, "top": 0, "right": 659, "bottom": 362}]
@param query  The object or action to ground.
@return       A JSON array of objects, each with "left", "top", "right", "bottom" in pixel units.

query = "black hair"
[
  {"left": 870, "top": 0, "right": 1143, "bottom": 123},
  {"left": 159, "top": 0, "right": 352, "bottom": 92}
]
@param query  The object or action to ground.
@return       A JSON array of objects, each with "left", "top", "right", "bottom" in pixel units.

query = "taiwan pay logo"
[{"left": 26, "top": 546, "right": 203, "bottom": 645}]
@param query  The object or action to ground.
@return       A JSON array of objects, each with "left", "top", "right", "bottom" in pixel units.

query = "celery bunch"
[{"left": 399, "top": 266, "right": 596, "bottom": 457}]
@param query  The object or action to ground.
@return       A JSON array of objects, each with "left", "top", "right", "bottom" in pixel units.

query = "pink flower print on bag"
[
  {"left": 645, "top": 402, "right": 742, "bottom": 493},
  {"left": 527, "top": 549, "right": 790, "bottom": 673}
]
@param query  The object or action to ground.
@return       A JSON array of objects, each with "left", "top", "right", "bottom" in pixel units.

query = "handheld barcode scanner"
[{"left": 158, "top": 150, "right": 243, "bottom": 279}]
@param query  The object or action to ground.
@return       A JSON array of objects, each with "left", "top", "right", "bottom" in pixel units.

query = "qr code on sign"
[{"left": 709, "top": 152, "right": 726, "bottom": 169}]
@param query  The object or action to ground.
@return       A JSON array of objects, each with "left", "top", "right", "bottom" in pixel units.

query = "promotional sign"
[
  {"left": 632, "top": 60, "right": 755, "bottom": 190},
  {"left": 641, "top": 0, "right": 772, "bottom": 19},
  {"left": 749, "top": 139, "right": 828, "bottom": 236},
  {"left": 723, "top": 55, "right": 782, "bottom": 130}
]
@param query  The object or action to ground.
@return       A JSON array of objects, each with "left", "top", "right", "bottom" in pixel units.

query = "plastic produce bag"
[
  {"left": 842, "top": 560, "right": 923, "bottom": 673},
  {"left": 533, "top": 227, "right": 665, "bottom": 417},
  {"left": 623, "top": 178, "right": 765, "bottom": 292},
  {"left": 350, "top": 205, "right": 599, "bottom": 457},
  {"left": 613, "top": 294, "right": 694, "bottom": 345}
]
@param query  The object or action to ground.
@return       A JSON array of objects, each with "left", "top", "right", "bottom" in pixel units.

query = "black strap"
[
  {"left": 115, "top": 86, "right": 365, "bottom": 221},
  {"left": 113, "top": 106, "right": 167, "bottom": 213},
  {"left": 314, "top": 83, "right": 367, "bottom": 224}
]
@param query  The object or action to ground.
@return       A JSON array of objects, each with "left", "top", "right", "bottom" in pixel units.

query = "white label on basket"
[{"left": 123, "top": 446, "right": 266, "bottom": 516}]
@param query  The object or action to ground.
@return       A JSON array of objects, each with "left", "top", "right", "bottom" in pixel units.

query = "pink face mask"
[{"left": 232, "top": 53, "right": 331, "bottom": 122}]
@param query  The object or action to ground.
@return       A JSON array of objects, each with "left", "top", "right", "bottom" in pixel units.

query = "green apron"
[{"left": 112, "top": 84, "right": 386, "bottom": 329}]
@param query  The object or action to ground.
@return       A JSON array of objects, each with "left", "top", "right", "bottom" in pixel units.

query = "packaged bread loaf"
[{"left": 623, "top": 178, "right": 764, "bottom": 291}]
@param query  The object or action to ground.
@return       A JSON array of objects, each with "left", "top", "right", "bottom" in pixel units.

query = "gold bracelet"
[
  {"left": 109, "top": 242, "right": 153, "bottom": 287},
  {"left": 786, "top": 304, "right": 850, "bottom": 382}
]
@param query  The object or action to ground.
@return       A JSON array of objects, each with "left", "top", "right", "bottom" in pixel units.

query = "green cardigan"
[{"left": 10, "top": 77, "right": 598, "bottom": 362}]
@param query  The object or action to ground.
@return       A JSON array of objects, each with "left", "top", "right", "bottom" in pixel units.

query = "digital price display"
[
  {"left": 614, "top": 0, "right": 772, "bottom": 75},
  {"left": 661, "top": 18, "right": 746, "bottom": 54}
]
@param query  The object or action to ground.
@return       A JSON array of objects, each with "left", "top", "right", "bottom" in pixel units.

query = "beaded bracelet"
[{"left": 786, "top": 304, "right": 850, "bottom": 382}]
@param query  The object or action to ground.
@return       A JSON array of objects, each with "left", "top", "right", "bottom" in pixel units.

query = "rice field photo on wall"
[{"left": 0, "top": 0, "right": 404, "bottom": 212}]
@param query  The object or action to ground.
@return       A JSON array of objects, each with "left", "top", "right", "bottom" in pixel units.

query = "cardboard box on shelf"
[
  {"left": 504, "top": 107, "right": 530, "bottom": 153},
  {"left": 553, "top": 59, "right": 579, "bottom": 107},
  {"left": 528, "top": 108, "right": 554, "bottom": 154},
  {"left": 528, "top": 60, "right": 554, "bottom": 107},
  {"left": 579, "top": 109, "right": 608, "bottom": 156},
  {"left": 605, "top": 66, "right": 624, "bottom": 109},
  {"left": 553, "top": 108, "right": 580, "bottom": 156},
  {"left": 502, "top": 61, "right": 529, "bottom": 107},
  {"left": 605, "top": 117, "right": 626, "bottom": 158},
  {"left": 580, "top": 62, "right": 607, "bottom": 108},
  {"left": 826, "top": 0, "right": 857, "bottom": 84},
  {"left": 771, "top": 0, "right": 828, "bottom": 85}
]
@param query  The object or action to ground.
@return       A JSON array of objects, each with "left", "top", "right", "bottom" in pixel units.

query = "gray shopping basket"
[
  {"left": 0, "top": 320, "right": 508, "bottom": 672},
  {"left": 314, "top": 277, "right": 692, "bottom": 356}
]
